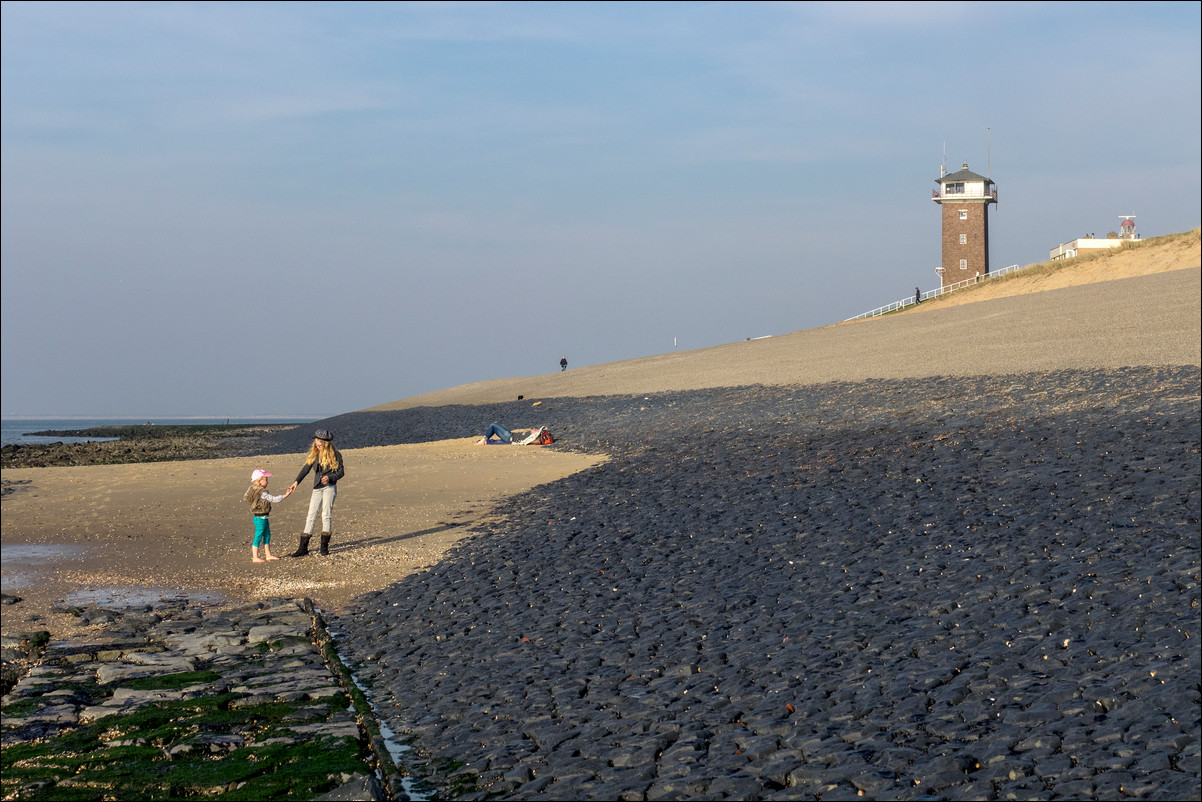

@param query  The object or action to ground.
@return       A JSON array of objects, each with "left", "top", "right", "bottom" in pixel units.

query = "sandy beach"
[
  {"left": 1, "top": 440, "right": 603, "bottom": 639},
  {"left": 1, "top": 233, "right": 1197, "bottom": 642}
]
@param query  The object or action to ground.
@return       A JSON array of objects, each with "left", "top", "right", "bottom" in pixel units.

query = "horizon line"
[{"left": 1, "top": 414, "right": 331, "bottom": 422}]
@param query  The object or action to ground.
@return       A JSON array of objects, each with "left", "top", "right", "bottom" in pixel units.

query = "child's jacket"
[{"left": 244, "top": 484, "right": 280, "bottom": 516}]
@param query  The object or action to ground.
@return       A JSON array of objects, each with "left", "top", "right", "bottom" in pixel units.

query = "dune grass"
[{"left": 919, "top": 227, "right": 1200, "bottom": 308}]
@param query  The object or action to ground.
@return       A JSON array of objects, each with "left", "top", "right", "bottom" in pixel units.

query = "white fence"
[{"left": 844, "top": 263, "right": 1023, "bottom": 321}]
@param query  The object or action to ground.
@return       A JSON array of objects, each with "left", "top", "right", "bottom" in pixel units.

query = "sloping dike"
[{"left": 290, "top": 365, "right": 1199, "bottom": 800}]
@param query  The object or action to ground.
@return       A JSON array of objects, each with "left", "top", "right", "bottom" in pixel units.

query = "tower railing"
[
  {"left": 843, "top": 263, "right": 1022, "bottom": 321},
  {"left": 931, "top": 187, "right": 998, "bottom": 200}
]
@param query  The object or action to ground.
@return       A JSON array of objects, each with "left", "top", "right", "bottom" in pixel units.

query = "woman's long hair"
[{"left": 305, "top": 440, "right": 340, "bottom": 471}]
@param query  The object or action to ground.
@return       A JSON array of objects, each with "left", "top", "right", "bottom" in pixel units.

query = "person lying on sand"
[
  {"left": 475, "top": 424, "right": 550, "bottom": 446},
  {"left": 477, "top": 423, "right": 515, "bottom": 445}
]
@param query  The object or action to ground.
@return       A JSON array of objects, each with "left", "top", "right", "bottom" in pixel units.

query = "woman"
[{"left": 286, "top": 429, "right": 345, "bottom": 557}]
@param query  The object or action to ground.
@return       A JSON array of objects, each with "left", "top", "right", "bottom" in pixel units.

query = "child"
[{"left": 244, "top": 469, "right": 292, "bottom": 563}]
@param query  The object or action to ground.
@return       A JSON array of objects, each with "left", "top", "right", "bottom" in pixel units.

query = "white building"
[{"left": 1050, "top": 217, "right": 1139, "bottom": 261}]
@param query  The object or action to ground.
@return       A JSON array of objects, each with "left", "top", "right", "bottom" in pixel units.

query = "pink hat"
[{"left": 251, "top": 469, "right": 272, "bottom": 481}]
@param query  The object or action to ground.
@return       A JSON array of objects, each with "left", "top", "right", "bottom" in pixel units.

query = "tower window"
[
  {"left": 945, "top": 182, "right": 965, "bottom": 194},
  {"left": 959, "top": 210, "right": 968, "bottom": 220},
  {"left": 960, "top": 234, "right": 967, "bottom": 244},
  {"left": 960, "top": 259, "right": 968, "bottom": 270}
]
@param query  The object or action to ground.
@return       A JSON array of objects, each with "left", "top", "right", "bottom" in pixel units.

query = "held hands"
[{"left": 287, "top": 481, "right": 298, "bottom": 494}]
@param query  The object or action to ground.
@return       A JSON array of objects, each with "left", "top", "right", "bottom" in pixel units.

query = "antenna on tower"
[
  {"left": 941, "top": 142, "right": 946, "bottom": 177},
  {"left": 987, "top": 127, "right": 991, "bottom": 179}
]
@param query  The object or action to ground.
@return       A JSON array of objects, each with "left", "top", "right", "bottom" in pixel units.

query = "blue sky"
[{"left": 3, "top": 1, "right": 1199, "bottom": 418}]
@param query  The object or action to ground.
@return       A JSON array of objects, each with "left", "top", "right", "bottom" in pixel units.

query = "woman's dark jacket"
[{"left": 294, "top": 449, "right": 345, "bottom": 489}]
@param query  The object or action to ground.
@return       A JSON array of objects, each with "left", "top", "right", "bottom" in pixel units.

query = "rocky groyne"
[
  {"left": 1, "top": 597, "right": 399, "bottom": 801},
  {"left": 1, "top": 424, "right": 299, "bottom": 469}
]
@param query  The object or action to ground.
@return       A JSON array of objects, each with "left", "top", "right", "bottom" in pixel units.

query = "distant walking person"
[
  {"left": 560, "top": 356, "right": 568, "bottom": 372},
  {"left": 914, "top": 287, "right": 921, "bottom": 305},
  {"left": 244, "top": 469, "right": 292, "bottom": 563},
  {"left": 286, "top": 429, "right": 345, "bottom": 557}
]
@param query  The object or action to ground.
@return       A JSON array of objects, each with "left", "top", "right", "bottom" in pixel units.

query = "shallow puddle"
[{"left": 2, "top": 544, "right": 89, "bottom": 591}]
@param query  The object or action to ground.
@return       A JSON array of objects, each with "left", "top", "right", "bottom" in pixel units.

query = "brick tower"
[{"left": 933, "top": 163, "right": 996, "bottom": 288}]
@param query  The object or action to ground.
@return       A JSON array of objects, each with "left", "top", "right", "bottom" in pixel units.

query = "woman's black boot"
[{"left": 289, "top": 534, "right": 311, "bottom": 558}]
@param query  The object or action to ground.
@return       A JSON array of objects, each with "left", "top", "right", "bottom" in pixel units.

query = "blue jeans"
[{"left": 484, "top": 423, "right": 511, "bottom": 443}]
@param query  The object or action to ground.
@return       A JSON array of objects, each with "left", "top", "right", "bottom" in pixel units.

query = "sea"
[{"left": 1, "top": 418, "right": 321, "bottom": 448}]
